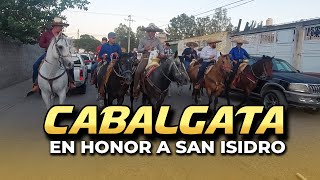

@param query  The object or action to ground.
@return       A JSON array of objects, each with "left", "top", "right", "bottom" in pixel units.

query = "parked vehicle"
[
  {"left": 231, "top": 57, "right": 320, "bottom": 112},
  {"left": 79, "top": 53, "right": 94, "bottom": 73},
  {"left": 71, "top": 54, "right": 88, "bottom": 94}
]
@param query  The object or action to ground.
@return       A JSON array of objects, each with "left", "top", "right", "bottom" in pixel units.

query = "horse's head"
[
  {"left": 217, "top": 52, "right": 233, "bottom": 74},
  {"left": 166, "top": 57, "right": 189, "bottom": 85},
  {"left": 148, "top": 49, "right": 159, "bottom": 61},
  {"left": 52, "top": 32, "right": 73, "bottom": 69},
  {"left": 117, "top": 53, "right": 134, "bottom": 85},
  {"left": 256, "top": 55, "right": 273, "bottom": 79}
]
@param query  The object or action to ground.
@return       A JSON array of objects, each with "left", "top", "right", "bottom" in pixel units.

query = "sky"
[{"left": 62, "top": 0, "right": 320, "bottom": 40}]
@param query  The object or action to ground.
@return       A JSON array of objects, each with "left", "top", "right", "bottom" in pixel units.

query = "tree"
[
  {"left": 210, "top": 8, "right": 233, "bottom": 32},
  {"left": 165, "top": 8, "right": 233, "bottom": 41},
  {"left": 135, "top": 26, "right": 146, "bottom": 46},
  {"left": 74, "top": 34, "right": 100, "bottom": 52},
  {"left": 165, "top": 13, "right": 197, "bottom": 41},
  {"left": 0, "top": 0, "right": 90, "bottom": 44},
  {"left": 114, "top": 23, "right": 136, "bottom": 52}
]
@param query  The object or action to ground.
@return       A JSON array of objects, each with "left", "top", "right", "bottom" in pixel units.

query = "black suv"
[{"left": 232, "top": 57, "right": 320, "bottom": 112}]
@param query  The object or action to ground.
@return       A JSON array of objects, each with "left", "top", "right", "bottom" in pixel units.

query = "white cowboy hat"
[
  {"left": 141, "top": 23, "right": 163, "bottom": 32},
  {"left": 51, "top": 17, "right": 69, "bottom": 27},
  {"left": 231, "top": 38, "right": 249, "bottom": 44},
  {"left": 207, "top": 38, "right": 222, "bottom": 44}
]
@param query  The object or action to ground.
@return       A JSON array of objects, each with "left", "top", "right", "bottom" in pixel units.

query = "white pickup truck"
[{"left": 71, "top": 54, "right": 88, "bottom": 94}]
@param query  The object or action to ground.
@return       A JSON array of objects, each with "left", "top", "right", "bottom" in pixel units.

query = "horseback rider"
[
  {"left": 182, "top": 42, "right": 198, "bottom": 71},
  {"left": 229, "top": 38, "right": 251, "bottom": 87},
  {"left": 96, "top": 32, "right": 122, "bottom": 95},
  {"left": 90, "top": 37, "right": 108, "bottom": 84},
  {"left": 31, "top": 17, "right": 75, "bottom": 92},
  {"left": 197, "top": 39, "right": 222, "bottom": 85},
  {"left": 164, "top": 42, "right": 173, "bottom": 57},
  {"left": 132, "top": 23, "right": 165, "bottom": 98}
]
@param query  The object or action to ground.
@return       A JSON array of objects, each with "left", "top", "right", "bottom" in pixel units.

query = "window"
[
  {"left": 272, "top": 59, "right": 297, "bottom": 72},
  {"left": 260, "top": 32, "right": 275, "bottom": 44}
]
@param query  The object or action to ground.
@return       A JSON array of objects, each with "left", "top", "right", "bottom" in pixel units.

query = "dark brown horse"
[
  {"left": 187, "top": 59, "right": 203, "bottom": 104},
  {"left": 97, "top": 53, "right": 135, "bottom": 109},
  {"left": 228, "top": 55, "right": 273, "bottom": 109},
  {"left": 137, "top": 55, "right": 189, "bottom": 112},
  {"left": 204, "top": 53, "right": 233, "bottom": 111}
]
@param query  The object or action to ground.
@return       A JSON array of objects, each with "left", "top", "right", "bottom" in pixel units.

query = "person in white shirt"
[{"left": 197, "top": 39, "right": 222, "bottom": 83}]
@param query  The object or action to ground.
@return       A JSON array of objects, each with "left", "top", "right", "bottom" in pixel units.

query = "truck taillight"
[{"left": 80, "top": 69, "right": 83, "bottom": 81}]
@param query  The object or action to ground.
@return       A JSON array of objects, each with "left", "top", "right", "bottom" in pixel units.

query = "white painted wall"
[{"left": 301, "top": 24, "right": 320, "bottom": 73}]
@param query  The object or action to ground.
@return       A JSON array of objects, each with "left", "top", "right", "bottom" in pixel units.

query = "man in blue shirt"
[
  {"left": 93, "top": 32, "right": 122, "bottom": 92},
  {"left": 98, "top": 32, "right": 122, "bottom": 62},
  {"left": 229, "top": 38, "right": 251, "bottom": 88}
]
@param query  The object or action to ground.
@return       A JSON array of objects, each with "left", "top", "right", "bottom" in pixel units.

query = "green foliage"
[
  {"left": 166, "top": 8, "right": 233, "bottom": 41},
  {"left": 114, "top": 23, "right": 136, "bottom": 52},
  {"left": 73, "top": 34, "right": 100, "bottom": 52},
  {"left": 0, "top": 0, "right": 90, "bottom": 44}
]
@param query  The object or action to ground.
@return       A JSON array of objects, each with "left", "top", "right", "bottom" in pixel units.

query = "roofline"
[{"left": 231, "top": 18, "right": 320, "bottom": 36}]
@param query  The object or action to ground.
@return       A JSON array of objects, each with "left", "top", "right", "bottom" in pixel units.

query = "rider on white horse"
[{"left": 31, "top": 17, "right": 75, "bottom": 93}]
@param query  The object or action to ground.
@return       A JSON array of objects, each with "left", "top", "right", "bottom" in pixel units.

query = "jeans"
[
  {"left": 91, "top": 62, "right": 98, "bottom": 74},
  {"left": 197, "top": 61, "right": 211, "bottom": 81},
  {"left": 184, "top": 60, "right": 191, "bottom": 71},
  {"left": 32, "top": 53, "right": 46, "bottom": 83}
]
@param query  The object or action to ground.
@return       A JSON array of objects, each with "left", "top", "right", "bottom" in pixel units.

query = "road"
[{"left": 0, "top": 79, "right": 320, "bottom": 179}]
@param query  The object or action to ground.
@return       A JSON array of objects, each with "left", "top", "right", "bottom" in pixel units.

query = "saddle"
[
  {"left": 205, "top": 62, "right": 216, "bottom": 75},
  {"left": 236, "top": 60, "right": 249, "bottom": 75},
  {"left": 145, "top": 57, "right": 161, "bottom": 70}
]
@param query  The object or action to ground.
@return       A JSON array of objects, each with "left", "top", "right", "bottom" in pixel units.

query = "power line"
[
  {"left": 158, "top": 0, "right": 254, "bottom": 28},
  {"left": 226, "top": 0, "right": 255, "bottom": 10},
  {"left": 194, "top": 0, "right": 248, "bottom": 16},
  {"left": 65, "top": 10, "right": 128, "bottom": 17}
]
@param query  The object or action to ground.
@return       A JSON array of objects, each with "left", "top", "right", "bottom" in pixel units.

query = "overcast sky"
[{"left": 62, "top": 0, "right": 320, "bottom": 40}]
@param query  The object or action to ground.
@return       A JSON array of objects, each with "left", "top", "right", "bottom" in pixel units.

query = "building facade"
[{"left": 230, "top": 18, "right": 320, "bottom": 73}]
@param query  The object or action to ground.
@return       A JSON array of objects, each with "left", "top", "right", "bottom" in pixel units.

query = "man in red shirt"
[
  {"left": 90, "top": 37, "right": 108, "bottom": 84},
  {"left": 31, "top": 17, "right": 75, "bottom": 92}
]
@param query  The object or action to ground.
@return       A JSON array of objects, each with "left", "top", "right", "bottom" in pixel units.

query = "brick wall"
[{"left": 0, "top": 38, "right": 43, "bottom": 89}]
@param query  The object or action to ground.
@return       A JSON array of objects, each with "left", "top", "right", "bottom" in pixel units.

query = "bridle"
[
  {"left": 161, "top": 59, "right": 184, "bottom": 83},
  {"left": 111, "top": 54, "right": 134, "bottom": 85}
]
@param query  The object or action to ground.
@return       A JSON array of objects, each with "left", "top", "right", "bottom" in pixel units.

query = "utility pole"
[
  {"left": 125, "top": 15, "right": 135, "bottom": 53},
  {"left": 77, "top": 29, "right": 80, "bottom": 39}
]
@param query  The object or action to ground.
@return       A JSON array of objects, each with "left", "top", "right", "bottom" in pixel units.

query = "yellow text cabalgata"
[{"left": 44, "top": 106, "right": 284, "bottom": 135}]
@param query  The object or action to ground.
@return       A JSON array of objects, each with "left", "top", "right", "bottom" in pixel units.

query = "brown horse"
[
  {"left": 187, "top": 59, "right": 203, "bottom": 104},
  {"left": 229, "top": 55, "right": 273, "bottom": 109},
  {"left": 204, "top": 53, "right": 233, "bottom": 111}
]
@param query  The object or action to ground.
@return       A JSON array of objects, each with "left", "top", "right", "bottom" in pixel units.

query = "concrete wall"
[
  {"left": 177, "top": 32, "right": 231, "bottom": 56},
  {"left": 0, "top": 37, "right": 43, "bottom": 89}
]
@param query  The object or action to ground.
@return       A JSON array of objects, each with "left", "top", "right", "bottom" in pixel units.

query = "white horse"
[{"left": 38, "top": 32, "right": 73, "bottom": 110}]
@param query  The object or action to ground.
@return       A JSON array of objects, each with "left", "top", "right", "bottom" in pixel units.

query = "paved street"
[{"left": 0, "top": 78, "right": 320, "bottom": 179}]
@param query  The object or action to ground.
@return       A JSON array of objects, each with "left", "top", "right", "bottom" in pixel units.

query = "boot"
[
  {"left": 31, "top": 83, "right": 39, "bottom": 92},
  {"left": 133, "top": 57, "right": 149, "bottom": 98}
]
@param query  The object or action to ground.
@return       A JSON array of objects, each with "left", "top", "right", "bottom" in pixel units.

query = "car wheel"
[{"left": 263, "top": 90, "right": 288, "bottom": 110}]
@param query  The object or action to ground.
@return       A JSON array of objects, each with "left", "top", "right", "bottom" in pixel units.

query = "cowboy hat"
[
  {"left": 186, "top": 42, "right": 198, "bottom": 47},
  {"left": 141, "top": 23, "right": 163, "bottom": 32},
  {"left": 207, "top": 39, "right": 222, "bottom": 44},
  {"left": 231, "top": 38, "right": 249, "bottom": 44},
  {"left": 51, "top": 17, "right": 69, "bottom": 27}
]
